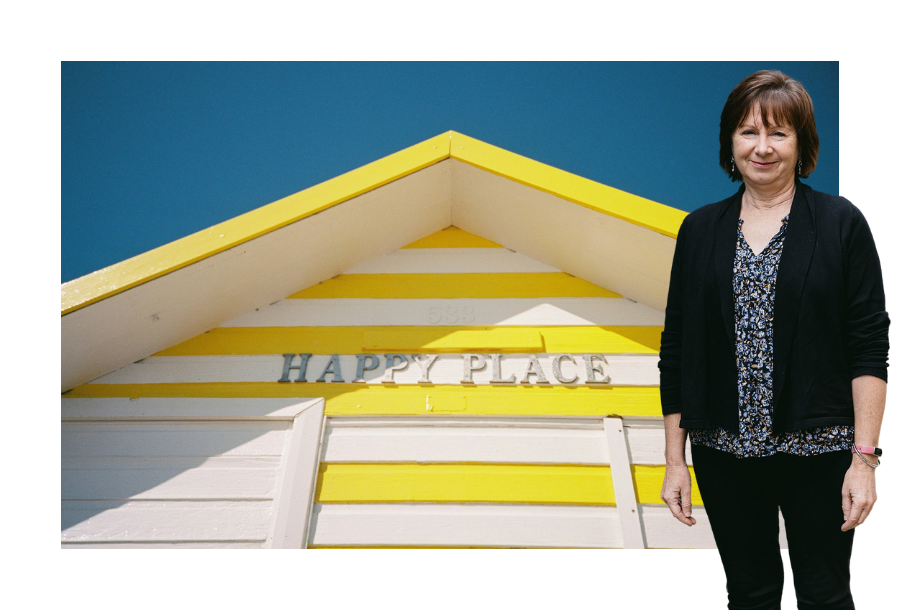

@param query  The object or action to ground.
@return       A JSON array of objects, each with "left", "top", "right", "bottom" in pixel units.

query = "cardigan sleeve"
[
  {"left": 658, "top": 217, "right": 687, "bottom": 414},
  {"left": 844, "top": 204, "right": 890, "bottom": 382}
]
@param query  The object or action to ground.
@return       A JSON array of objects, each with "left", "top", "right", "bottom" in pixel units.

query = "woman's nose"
[{"left": 755, "top": 135, "right": 771, "bottom": 155}]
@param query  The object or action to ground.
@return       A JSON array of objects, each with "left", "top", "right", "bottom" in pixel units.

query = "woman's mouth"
[{"left": 751, "top": 160, "right": 776, "bottom": 168}]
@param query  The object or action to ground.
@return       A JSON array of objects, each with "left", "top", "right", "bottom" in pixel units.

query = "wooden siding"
[
  {"left": 61, "top": 399, "right": 326, "bottom": 548},
  {"left": 64, "top": 226, "right": 724, "bottom": 548},
  {"left": 303, "top": 416, "right": 790, "bottom": 549},
  {"left": 62, "top": 500, "right": 274, "bottom": 543},
  {"left": 61, "top": 421, "right": 286, "bottom": 545},
  {"left": 305, "top": 416, "right": 716, "bottom": 548}
]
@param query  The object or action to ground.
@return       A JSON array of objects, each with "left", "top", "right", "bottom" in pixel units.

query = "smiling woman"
[
  {"left": 720, "top": 70, "right": 818, "bottom": 185},
  {"left": 658, "top": 70, "right": 889, "bottom": 609},
  {"left": 732, "top": 112, "right": 798, "bottom": 191}
]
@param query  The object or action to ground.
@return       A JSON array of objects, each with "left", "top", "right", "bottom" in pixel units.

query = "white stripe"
[
  {"left": 61, "top": 397, "right": 320, "bottom": 420},
  {"left": 62, "top": 542, "right": 265, "bottom": 549},
  {"left": 221, "top": 297, "right": 664, "bottom": 327},
  {"left": 309, "top": 503, "right": 624, "bottom": 548},
  {"left": 625, "top": 425, "right": 694, "bottom": 466},
  {"left": 640, "top": 506, "right": 788, "bottom": 549},
  {"left": 90, "top": 353, "right": 661, "bottom": 386},
  {"left": 62, "top": 456, "right": 281, "bottom": 500},
  {"left": 62, "top": 500, "right": 272, "bottom": 543},
  {"left": 640, "top": 505, "right": 716, "bottom": 549},
  {"left": 343, "top": 248, "right": 560, "bottom": 274},
  {"left": 325, "top": 416, "right": 610, "bottom": 428},
  {"left": 322, "top": 422, "right": 610, "bottom": 464},
  {"left": 62, "top": 422, "right": 290, "bottom": 457},
  {"left": 321, "top": 418, "right": 678, "bottom": 466},
  {"left": 61, "top": 399, "right": 326, "bottom": 548}
]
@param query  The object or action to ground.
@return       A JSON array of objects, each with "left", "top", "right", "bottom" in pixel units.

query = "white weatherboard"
[
  {"left": 62, "top": 398, "right": 326, "bottom": 549},
  {"left": 221, "top": 297, "right": 664, "bottom": 328},
  {"left": 62, "top": 398, "right": 791, "bottom": 549},
  {"left": 63, "top": 196, "right": 688, "bottom": 548}
]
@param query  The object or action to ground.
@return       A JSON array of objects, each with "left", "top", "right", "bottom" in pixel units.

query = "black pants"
[{"left": 690, "top": 443, "right": 855, "bottom": 610}]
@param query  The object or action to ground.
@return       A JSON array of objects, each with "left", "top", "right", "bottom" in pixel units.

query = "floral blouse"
[{"left": 690, "top": 214, "right": 855, "bottom": 457}]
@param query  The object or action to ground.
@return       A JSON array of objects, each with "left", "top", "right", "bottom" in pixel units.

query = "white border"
[{"left": 22, "top": 10, "right": 890, "bottom": 609}]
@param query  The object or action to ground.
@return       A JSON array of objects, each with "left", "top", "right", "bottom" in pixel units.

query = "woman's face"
[{"left": 732, "top": 103, "right": 799, "bottom": 192}]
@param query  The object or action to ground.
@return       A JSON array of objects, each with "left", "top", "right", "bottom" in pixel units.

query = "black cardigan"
[{"left": 658, "top": 181, "right": 889, "bottom": 433}]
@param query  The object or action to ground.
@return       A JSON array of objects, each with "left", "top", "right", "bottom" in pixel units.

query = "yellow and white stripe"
[
  {"left": 89, "top": 353, "right": 660, "bottom": 386},
  {"left": 60, "top": 397, "right": 762, "bottom": 549},
  {"left": 306, "top": 416, "right": 716, "bottom": 549},
  {"left": 62, "top": 134, "right": 687, "bottom": 393},
  {"left": 67, "top": 228, "right": 665, "bottom": 421},
  {"left": 66, "top": 226, "right": 696, "bottom": 547}
]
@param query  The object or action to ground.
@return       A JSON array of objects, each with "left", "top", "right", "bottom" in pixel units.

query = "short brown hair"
[{"left": 719, "top": 70, "right": 819, "bottom": 182}]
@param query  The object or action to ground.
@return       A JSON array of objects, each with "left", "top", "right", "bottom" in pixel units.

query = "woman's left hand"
[{"left": 841, "top": 458, "right": 877, "bottom": 531}]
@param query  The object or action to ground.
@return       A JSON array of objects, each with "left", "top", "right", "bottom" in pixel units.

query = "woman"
[{"left": 658, "top": 70, "right": 888, "bottom": 609}]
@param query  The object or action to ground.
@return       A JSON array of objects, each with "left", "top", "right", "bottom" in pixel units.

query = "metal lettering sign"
[{"left": 278, "top": 353, "right": 611, "bottom": 385}]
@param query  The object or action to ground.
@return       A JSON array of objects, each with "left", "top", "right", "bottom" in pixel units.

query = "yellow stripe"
[
  {"left": 319, "top": 464, "right": 703, "bottom": 506},
  {"left": 61, "top": 133, "right": 453, "bottom": 316},
  {"left": 154, "top": 326, "right": 661, "bottom": 356},
  {"left": 286, "top": 273, "right": 620, "bottom": 299},
  {"left": 449, "top": 132, "right": 686, "bottom": 238},
  {"left": 316, "top": 463, "right": 616, "bottom": 505},
  {"left": 63, "top": 384, "right": 664, "bottom": 417},
  {"left": 401, "top": 226, "right": 503, "bottom": 249},
  {"left": 633, "top": 465, "right": 703, "bottom": 506}
]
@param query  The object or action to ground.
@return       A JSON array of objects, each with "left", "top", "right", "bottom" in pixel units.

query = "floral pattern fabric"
[{"left": 690, "top": 214, "right": 854, "bottom": 457}]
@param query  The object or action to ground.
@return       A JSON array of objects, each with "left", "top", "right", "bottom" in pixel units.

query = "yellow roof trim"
[
  {"left": 448, "top": 132, "right": 687, "bottom": 238},
  {"left": 62, "top": 130, "right": 688, "bottom": 316},
  {"left": 61, "top": 132, "right": 453, "bottom": 315}
]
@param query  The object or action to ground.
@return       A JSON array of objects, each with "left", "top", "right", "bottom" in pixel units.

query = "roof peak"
[{"left": 63, "top": 131, "right": 685, "bottom": 316}]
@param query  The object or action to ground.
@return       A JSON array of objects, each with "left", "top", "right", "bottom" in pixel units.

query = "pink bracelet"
[
  {"left": 852, "top": 444, "right": 881, "bottom": 468},
  {"left": 855, "top": 446, "right": 882, "bottom": 457}
]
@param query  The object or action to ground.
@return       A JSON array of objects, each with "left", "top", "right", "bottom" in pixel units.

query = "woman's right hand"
[{"left": 661, "top": 461, "right": 697, "bottom": 526}]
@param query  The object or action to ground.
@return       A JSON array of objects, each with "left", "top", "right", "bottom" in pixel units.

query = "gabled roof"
[{"left": 61, "top": 131, "right": 687, "bottom": 392}]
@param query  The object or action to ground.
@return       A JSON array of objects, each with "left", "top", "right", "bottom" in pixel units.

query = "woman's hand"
[
  {"left": 661, "top": 461, "right": 697, "bottom": 526},
  {"left": 841, "top": 457, "right": 877, "bottom": 531}
]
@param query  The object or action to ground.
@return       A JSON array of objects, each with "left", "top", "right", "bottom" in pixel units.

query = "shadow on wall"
[{"left": 61, "top": 418, "right": 292, "bottom": 542}]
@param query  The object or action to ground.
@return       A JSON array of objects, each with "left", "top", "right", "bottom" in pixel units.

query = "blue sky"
[{"left": 61, "top": 62, "right": 838, "bottom": 283}]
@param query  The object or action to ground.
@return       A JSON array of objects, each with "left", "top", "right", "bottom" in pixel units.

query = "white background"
[{"left": 18, "top": 4, "right": 895, "bottom": 608}]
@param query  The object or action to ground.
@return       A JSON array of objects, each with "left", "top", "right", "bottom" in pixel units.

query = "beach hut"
[{"left": 62, "top": 131, "right": 785, "bottom": 548}]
